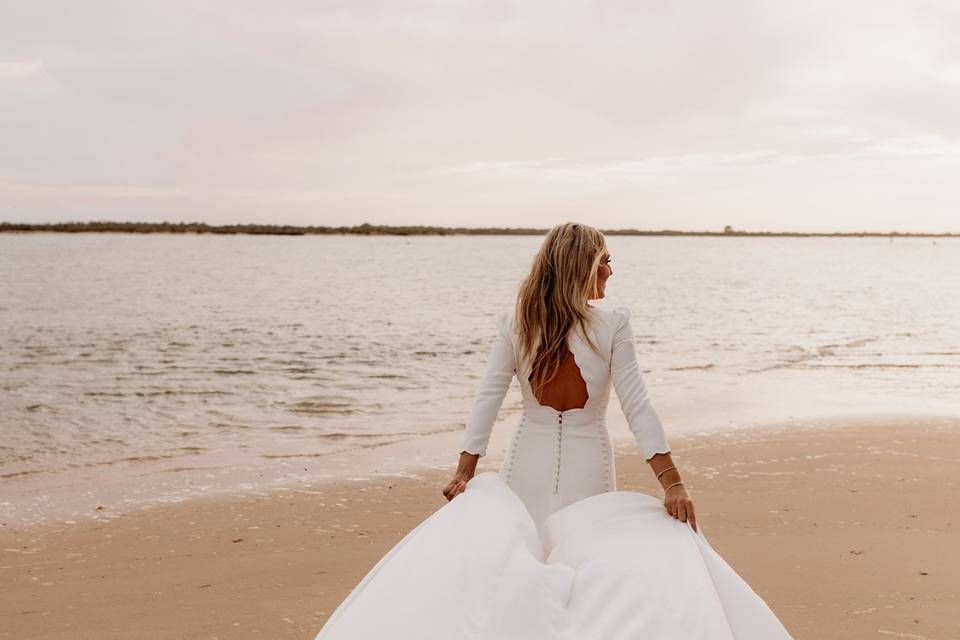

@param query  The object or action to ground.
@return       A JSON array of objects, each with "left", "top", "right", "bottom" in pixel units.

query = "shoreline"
[
  {"left": 3, "top": 408, "right": 958, "bottom": 530},
  {"left": 2, "top": 413, "right": 958, "bottom": 639}
]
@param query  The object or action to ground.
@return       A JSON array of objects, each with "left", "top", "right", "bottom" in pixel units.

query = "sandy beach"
[{"left": 2, "top": 413, "right": 958, "bottom": 640}]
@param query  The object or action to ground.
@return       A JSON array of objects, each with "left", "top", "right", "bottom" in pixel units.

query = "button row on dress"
[
  {"left": 504, "top": 417, "right": 524, "bottom": 482},
  {"left": 601, "top": 426, "right": 612, "bottom": 490},
  {"left": 554, "top": 411, "right": 563, "bottom": 494}
]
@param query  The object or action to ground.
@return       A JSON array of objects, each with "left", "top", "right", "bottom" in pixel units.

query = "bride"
[{"left": 314, "top": 222, "right": 793, "bottom": 639}]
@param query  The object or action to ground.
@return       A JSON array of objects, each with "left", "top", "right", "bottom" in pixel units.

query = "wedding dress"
[{"left": 313, "top": 306, "right": 793, "bottom": 639}]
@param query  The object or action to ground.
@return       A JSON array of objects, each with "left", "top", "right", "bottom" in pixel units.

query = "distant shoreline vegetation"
[{"left": 0, "top": 221, "right": 956, "bottom": 237}]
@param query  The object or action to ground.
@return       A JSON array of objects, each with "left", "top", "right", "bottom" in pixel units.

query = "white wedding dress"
[{"left": 314, "top": 306, "right": 793, "bottom": 639}]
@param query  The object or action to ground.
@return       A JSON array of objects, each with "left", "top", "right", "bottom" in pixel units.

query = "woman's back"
[
  {"left": 531, "top": 346, "right": 589, "bottom": 412},
  {"left": 460, "top": 305, "right": 672, "bottom": 529}
]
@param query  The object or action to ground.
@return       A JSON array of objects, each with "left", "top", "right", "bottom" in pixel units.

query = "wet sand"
[{"left": 2, "top": 414, "right": 958, "bottom": 640}]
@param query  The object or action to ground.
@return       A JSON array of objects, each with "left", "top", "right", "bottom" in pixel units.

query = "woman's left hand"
[
  {"left": 441, "top": 470, "right": 473, "bottom": 502},
  {"left": 664, "top": 484, "right": 698, "bottom": 532}
]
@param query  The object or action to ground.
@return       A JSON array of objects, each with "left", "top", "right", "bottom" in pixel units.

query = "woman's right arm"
[
  {"left": 609, "top": 306, "right": 696, "bottom": 531},
  {"left": 609, "top": 306, "right": 671, "bottom": 461}
]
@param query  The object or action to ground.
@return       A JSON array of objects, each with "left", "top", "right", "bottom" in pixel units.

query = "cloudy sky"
[{"left": 2, "top": 1, "right": 959, "bottom": 232}]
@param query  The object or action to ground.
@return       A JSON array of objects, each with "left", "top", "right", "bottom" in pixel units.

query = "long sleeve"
[
  {"left": 460, "top": 311, "right": 516, "bottom": 457},
  {"left": 610, "top": 306, "right": 671, "bottom": 461}
]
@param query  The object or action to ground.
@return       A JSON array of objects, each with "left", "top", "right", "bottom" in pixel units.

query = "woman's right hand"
[
  {"left": 442, "top": 470, "right": 473, "bottom": 501},
  {"left": 664, "top": 483, "right": 698, "bottom": 532}
]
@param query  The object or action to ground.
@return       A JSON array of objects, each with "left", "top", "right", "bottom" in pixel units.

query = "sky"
[{"left": 2, "top": 1, "right": 959, "bottom": 232}]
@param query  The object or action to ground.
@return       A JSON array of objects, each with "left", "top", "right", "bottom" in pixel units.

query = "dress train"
[{"left": 314, "top": 472, "right": 793, "bottom": 639}]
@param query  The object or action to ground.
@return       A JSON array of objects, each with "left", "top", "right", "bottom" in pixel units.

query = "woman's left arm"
[
  {"left": 458, "top": 311, "right": 516, "bottom": 458},
  {"left": 444, "top": 312, "right": 516, "bottom": 501}
]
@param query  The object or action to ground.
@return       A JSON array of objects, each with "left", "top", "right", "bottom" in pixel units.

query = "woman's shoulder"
[
  {"left": 589, "top": 304, "right": 631, "bottom": 324},
  {"left": 495, "top": 309, "right": 516, "bottom": 336},
  {"left": 586, "top": 306, "right": 633, "bottom": 345},
  {"left": 610, "top": 305, "right": 631, "bottom": 322},
  {"left": 576, "top": 305, "right": 628, "bottom": 345}
]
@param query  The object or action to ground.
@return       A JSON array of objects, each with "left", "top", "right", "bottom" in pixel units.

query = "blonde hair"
[{"left": 514, "top": 222, "right": 607, "bottom": 399}]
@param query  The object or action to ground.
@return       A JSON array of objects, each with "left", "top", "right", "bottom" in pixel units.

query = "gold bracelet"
[
  {"left": 664, "top": 480, "right": 684, "bottom": 492},
  {"left": 656, "top": 465, "right": 677, "bottom": 480}
]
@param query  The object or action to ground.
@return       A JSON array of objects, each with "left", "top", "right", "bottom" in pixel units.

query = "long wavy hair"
[{"left": 514, "top": 222, "right": 608, "bottom": 399}]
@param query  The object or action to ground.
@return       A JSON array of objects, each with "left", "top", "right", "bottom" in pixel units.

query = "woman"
[
  {"left": 445, "top": 222, "right": 693, "bottom": 531},
  {"left": 314, "top": 223, "right": 793, "bottom": 639}
]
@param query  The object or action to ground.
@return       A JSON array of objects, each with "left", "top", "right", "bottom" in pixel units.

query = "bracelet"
[
  {"left": 656, "top": 465, "right": 677, "bottom": 480},
  {"left": 664, "top": 480, "right": 684, "bottom": 492}
]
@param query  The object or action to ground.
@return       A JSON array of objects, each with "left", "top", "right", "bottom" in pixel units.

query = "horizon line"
[{"left": 0, "top": 221, "right": 957, "bottom": 238}]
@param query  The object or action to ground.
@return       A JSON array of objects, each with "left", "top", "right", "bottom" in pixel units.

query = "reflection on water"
[{"left": 1, "top": 233, "right": 958, "bottom": 493}]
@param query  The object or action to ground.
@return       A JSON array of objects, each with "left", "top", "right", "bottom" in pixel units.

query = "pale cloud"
[
  {"left": 0, "top": 60, "right": 42, "bottom": 78},
  {"left": 0, "top": 181, "right": 186, "bottom": 199},
  {"left": 433, "top": 152, "right": 786, "bottom": 184},
  {"left": 934, "top": 63, "right": 960, "bottom": 85},
  {"left": 864, "top": 135, "right": 960, "bottom": 158},
  {"left": 0, "top": 1, "right": 958, "bottom": 231},
  {"left": 434, "top": 138, "right": 960, "bottom": 185}
]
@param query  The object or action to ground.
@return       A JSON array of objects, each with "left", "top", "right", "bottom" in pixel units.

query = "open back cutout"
[{"left": 528, "top": 348, "right": 589, "bottom": 412}]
